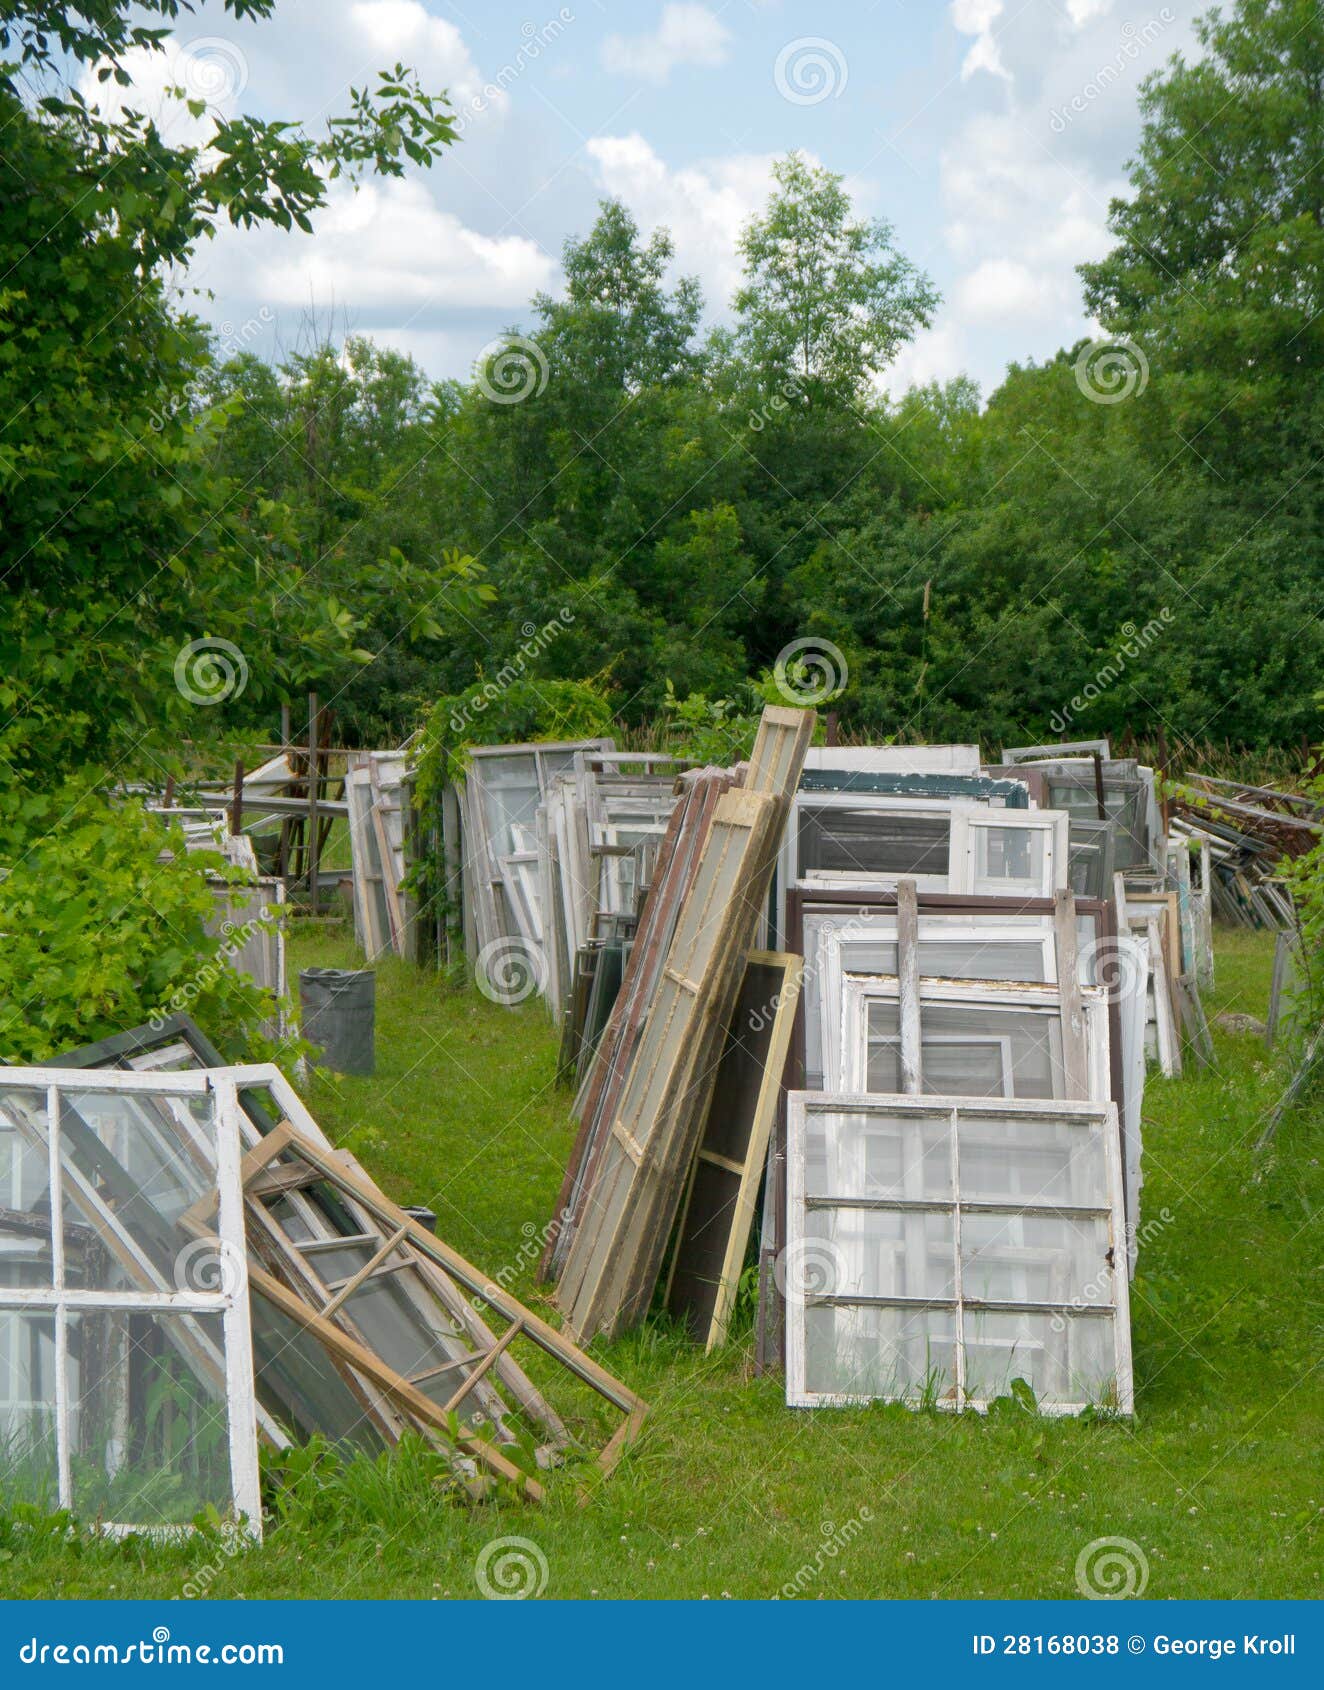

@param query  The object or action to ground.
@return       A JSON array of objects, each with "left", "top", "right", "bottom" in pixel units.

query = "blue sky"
[{"left": 97, "top": 0, "right": 1207, "bottom": 398}]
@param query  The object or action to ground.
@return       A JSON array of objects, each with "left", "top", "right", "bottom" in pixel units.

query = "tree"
[
  {"left": 733, "top": 153, "right": 939, "bottom": 405},
  {"left": 534, "top": 200, "right": 703, "bottom": 393},
  {"left": 1080, "top": 0, "right": 1324, "bottom": 391},
  {"left": 0, "top": 0, "right": 459, "bottom": 788}
]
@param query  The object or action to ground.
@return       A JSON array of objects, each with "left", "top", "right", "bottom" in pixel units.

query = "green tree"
[
  {"left": 0, "top": 0, "right": 458, "bottom": 788},
  {"left": 733, "top": 153, "right": 939, "bottom": 404},
  {"left": 1080, "top": 0, "right": 1324, "bottom": 419}
]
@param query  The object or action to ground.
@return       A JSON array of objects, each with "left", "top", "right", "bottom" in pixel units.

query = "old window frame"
[
  {"left": 785, "top": 1092, "right": 1134, "bottom": 1415},
  {"left": 0, "top": 1067, "right": 261, "bottom": 1536}
]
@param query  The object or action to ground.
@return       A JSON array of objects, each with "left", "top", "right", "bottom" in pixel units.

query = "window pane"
[
  {"left": 962, "top": 1309, "right": 1117, "bottom": 1408},
  {"left": 67, "top": 1310, "right": 236, "bottom": 1527},
  {"left": 922, "top": 1004, "right": 1064, "bottom": 1098},
  {"left": 804, "top": 1304, "right": 957, "bottom": 1403},
  {"left": 958, "top": 1112, "right": 1107, "bottom": 1206},
  {"left": 972, "top": 825, "right": 1046, "bottom": 895},
  {"left": 60, "top": 1090, "right": 217, "bottom": 1290},
  {"left": 804, "top": 1207, "right": 955, "bottom": 1300},
  {"left": 799, "top": 807, "right": 949, "bottom": 877},
  {"left": 804, "top": 1107, "right": 952, "bottom": 1201},
  {"left": 960, "top": 1212, "right": 1111, "bottom": 1306},
  {"left": 0, "top": 1089, "right": 53, "bottom": 1290},
  {"left": 0, "top": 1312, "right": 58, "bottom": 1507}
]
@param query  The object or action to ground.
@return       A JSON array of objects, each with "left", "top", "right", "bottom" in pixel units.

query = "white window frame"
[
  {"left": 948, "top": 808, "right": 1070, "bottom": 898},
  {"left": 835, "top": 975, "right": 1111, "bottom": 1104},
  {"left": 0, "top": 1068, "right": 260, "bottom": 1538},
  {"left": 785, "top": 1092, "right": 1133, "bottom": 1415}
]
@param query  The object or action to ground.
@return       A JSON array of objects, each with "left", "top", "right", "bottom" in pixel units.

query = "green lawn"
[{"left": 3, "top": 926, "right": 1319, "bottom": 1601}]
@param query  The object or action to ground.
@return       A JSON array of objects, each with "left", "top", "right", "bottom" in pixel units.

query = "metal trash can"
[{"left": 299, "top": 967, "right": 376, "bottom": 1075}]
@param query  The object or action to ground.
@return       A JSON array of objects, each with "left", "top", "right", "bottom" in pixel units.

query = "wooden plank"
[
  {"left": 1053, "top": 887, "right": 1090, "bottom": 1100},
  {"left": 259, "top": 1115, "right": 647, "bottom": 1473},
  {"left": 897, "top": 878, "right": 922, "bottom": 1094}
]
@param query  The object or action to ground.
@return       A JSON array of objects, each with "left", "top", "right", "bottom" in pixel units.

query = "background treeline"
[{"left": 197, "top": 0, "right": 1324, "bottom": 754}]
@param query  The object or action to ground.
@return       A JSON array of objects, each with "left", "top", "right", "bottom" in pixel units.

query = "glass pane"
[
  {"left": 962, "top": 1309, "right": 1117, "bottom": 1408},
  {"left": 960, "top": 1212, "right": 1112, "bottom": 1306},
  {"left": 67, "top": 1310, "right": 236, "bottom": 1527},
  {"left": 922, "top": 1038, "right": 1012, "bottom": 1096},
  {"left": 972, "top": 825, "right": 1047, "bottom": 895},
  {"left": 922, "top": 1003, "right": 1065, "bottom": 1098},
  {"left": 804, "top": 1206, "right": 955, "bottom": 1300},
  {"left": 958, "top": 1112, "right": 1107, "bottom": 1206},
  {"left": 477, "top": 754, "right": 541, "bottom": 857},
  {"left": 804, "top": 1304, "right": 957, "bottom": 1403},
  {"left": 60, "top": 1090, "right": 218, "bottom": 1290},
  {"left": 0, "top": 1088, "right": 53, "bottom": 1290},
  {"left": 251, "top": 1292, "right": 382, "bottom": 1453},
  {"left": 0, "top": 1312, "right": 59, "bottom": 1507},
  {"left": 800, "top": 807, "right": 949, "bottom": 878},
  {"left": 917, "top": 938, "right": 1048, "bottom": 980},
  {"left": 803, "top": 1107, "right": 952, "bottom": 1201}
]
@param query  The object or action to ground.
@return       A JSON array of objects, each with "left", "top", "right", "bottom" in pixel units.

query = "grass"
[{"left": 2, "top": 926, "right": 1319, "bottom": 1601}]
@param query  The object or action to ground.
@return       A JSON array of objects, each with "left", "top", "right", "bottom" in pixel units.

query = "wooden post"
[
  {"left": 307, "top": 692, "right": 321, "bottom": 914},
  {"left": 162, "top": 775, "right": 175, "bottom": 809},
  {"left": 1091, "top": 750, "right": 1107, "bottom": 821},
  {"left": 824, "top": 711, "right": 839, "bottom": 748},
  {"left": 1156, "top": 725, "right": 1171, "bottom": 833},
  {"left": 230, "top": 758, "right": 244, "bottom": 838}
]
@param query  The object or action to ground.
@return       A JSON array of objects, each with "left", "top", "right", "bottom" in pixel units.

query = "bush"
[{"left": 0, "top": 784, "right": 279, "bottom": 1063}]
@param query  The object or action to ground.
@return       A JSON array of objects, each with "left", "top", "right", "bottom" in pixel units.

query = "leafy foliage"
[{"left": 0, "top": 789, "right": 278, "bottom": 1063}]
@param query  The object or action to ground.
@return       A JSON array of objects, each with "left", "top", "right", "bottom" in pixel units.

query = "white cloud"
[
  {"left": 347, "top": 0, "right": 486, "bottom": 101},
  {"left": 199, "top": 176, "right": 555, "bottom": 314},
  {"left": 584, "top": 134, "right": 786, "bottom": 310},
  {"left": 602, "top": 3, "right": 732, "bottom": 83},
  {"left": 78, "top": 39, "right": 247, "bottom": 144},
  {"left": 882, "top": 323, "right": 968, "bottom": 394},
  {"left": 951, "top": 0, "right": 1010, "bottom": 81},
  {"left": 955, "top": 257, "right": 1064, "bottom": 322}
]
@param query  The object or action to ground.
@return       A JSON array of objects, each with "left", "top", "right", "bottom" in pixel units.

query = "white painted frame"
[
  {"left": 0, "top": 1068, "right": 261, "bottom": 1538},
  {"left": 835, "top": 975, "right": 1111, "bottom": 1104},
  {"left": 949, "top": 808, "right": 1070, "bottom": 898},
  {"left": 785, "top": 1092, "right": 1134, "bottom": 1415}
]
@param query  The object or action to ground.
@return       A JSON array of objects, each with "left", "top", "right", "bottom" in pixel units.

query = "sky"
[{"left": 91, "top": 0, "right": 1208, "bottom": 400}]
